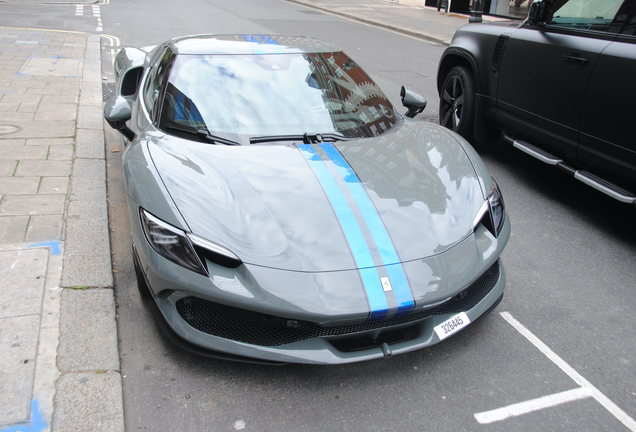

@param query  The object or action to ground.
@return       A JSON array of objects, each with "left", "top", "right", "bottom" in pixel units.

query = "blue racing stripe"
[
  {"left": 240, "top": 34, "right": 268, "bottom": 55},
  {"left": 320, "top": 143, "right": 415, "bottom": 317},
  {"left": 299, "top": 144, "right": 389, "bottom": 321},
  {"left": 240, "top": 34, "right": 284, "bottom": 55},
  {"left": 240, "top": 34, "right": 260, "bottom": 44},
  {"left": 258, "top": 35, "right": 277, "bottom": 44}
]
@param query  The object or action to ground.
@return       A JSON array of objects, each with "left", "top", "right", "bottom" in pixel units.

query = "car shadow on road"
[{"left": 475, "top": 138, "right": 636, "bottom": 249}]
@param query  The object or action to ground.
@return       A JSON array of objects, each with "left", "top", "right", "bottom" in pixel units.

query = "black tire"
[
  {"left": 132, "top": 245, "right": 152, "bottom": 300},
  {"left": 439, "top": 65, "right": 475, "bottom": 142}
]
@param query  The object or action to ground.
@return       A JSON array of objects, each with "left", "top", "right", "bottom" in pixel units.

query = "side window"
[
  {"left": 548, "top": 0, "right": 624, "bottom": 31},
  {"left": 613, "top": 1, "right": 636, "bottom": 34},
  {"left": 143, "top": 48, "right": 173, "bottom": 118}
]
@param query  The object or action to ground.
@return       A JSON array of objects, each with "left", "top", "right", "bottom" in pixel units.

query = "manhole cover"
[{"left": 0, "top": 125, "right": 22, "bottom": 135}]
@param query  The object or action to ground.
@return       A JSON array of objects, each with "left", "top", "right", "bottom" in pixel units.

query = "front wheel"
[{"left": 439, "top": 66, "right": 475, "bottom": 141}]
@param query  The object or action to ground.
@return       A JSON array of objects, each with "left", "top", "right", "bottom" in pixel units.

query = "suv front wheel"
[{"left": 440, "top": 65, "right": 475, "bottom": 141}]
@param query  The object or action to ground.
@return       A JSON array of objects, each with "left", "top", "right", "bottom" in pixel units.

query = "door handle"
[{"left": 563, "top": 54, "right": 588, "bottom": 65}]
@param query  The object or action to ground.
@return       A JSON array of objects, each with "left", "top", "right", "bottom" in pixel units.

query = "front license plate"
[{"left": 434, "top": 312, "right": 470, "bottom": 341}]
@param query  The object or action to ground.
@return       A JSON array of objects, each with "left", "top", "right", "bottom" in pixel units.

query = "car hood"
[{"left": 148, "top": 121, "right": 487, "bottom": 272}]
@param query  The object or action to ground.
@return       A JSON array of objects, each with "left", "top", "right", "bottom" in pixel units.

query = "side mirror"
[
  {"left": 527, "top": 0, "right": 550, "bottom": 25},
  {"left": 400, "top": 86, "right": 427, "bottom": 118},
  {"left": 104, "top": 96, "right": 136, "bottom": 141}
]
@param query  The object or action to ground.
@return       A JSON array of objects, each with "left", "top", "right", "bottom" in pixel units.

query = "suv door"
[
  {"left": 578, "top": 0, "right": 636, "bottom": 189},
  {"left": 495, "top": 0, "right": 623, "bottom": 160}
]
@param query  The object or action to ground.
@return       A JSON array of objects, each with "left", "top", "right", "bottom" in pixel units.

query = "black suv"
[{"left": 437, "top": 0, "right": 636, "bottom": 204}]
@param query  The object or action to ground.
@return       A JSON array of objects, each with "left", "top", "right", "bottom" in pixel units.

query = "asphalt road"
[{"left": 4, "top": 0, "right": 636, "bottom": 430}]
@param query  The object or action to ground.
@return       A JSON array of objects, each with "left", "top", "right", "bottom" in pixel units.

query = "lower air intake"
[{"left": 176, "top": 259, "right": 501, "bottom": 346}]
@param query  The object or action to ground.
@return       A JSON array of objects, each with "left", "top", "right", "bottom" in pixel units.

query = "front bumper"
[
  {"left": 133, "top": 248, "right": 507, "bottom": 365},
  {"left": 139, "top": 260, "right": 505, "bottom": 365},
  {"left": 131, "top": 197, "right": 511, "bottom": 365}
]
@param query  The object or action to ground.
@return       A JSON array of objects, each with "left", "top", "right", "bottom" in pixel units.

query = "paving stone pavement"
[{"left": 0, "top": 28, "right": 122, "bottom": 432}]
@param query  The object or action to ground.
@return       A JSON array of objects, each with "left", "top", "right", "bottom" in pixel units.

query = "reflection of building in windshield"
[
  {"left": 305, "top": 52, "right": 397, "bottom": 138},
  {"left": 338, "top": 123, "right": 476, "bottom": 214},
  {"left": 162, "top": 82, "right": 205, "bottom": 127}
]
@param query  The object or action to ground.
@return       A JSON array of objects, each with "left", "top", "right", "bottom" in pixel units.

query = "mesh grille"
[{"left": 176, "top": 260, "right": 501, "bottom": 347}]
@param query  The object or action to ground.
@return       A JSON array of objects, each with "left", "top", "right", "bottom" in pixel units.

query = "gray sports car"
[{"left": 104, "top": 34, "right": 510, "bottom": 365}]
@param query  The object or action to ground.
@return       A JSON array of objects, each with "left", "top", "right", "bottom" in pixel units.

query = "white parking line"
[
  {"left": 473, "top": 312, "right": 636, "bottom": 431},
  {"left": 93, "top": 5, "right": 103, "bottom": 32},
  {"left": 475, "top": 387, "right": 593, "bottom": 424}
]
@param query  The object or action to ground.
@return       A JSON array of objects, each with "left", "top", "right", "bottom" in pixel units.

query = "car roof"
[{"left": 169, "top": 34, "right": 342, "bottom": 55}]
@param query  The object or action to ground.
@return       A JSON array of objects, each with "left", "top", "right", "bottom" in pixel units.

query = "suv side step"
[
  {"left": 504, "top": 135, "right": 563, "bottom": 165},
  {"left": 503, "top": 134, "right": 636, "bottom": 204}
]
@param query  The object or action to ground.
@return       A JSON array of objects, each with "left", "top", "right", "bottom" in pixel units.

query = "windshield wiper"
[
  {"left": 165, "top": 124, "right": 240, "bottom": 146},
  {"left": 249, "top": 132, "right": 353, "bottom": 145}
]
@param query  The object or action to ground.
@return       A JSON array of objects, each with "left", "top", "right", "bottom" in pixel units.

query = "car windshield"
[{"left": 158, "top": 52, "right": 399, "bottom": 142}]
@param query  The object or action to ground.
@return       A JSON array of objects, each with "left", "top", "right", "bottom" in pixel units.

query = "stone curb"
[{"left": 52, "top": 32, "right": 124, "bottom": 432}]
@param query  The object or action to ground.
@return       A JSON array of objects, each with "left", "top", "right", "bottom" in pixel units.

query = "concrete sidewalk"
[
  {"left": 285, "top": 0, "right": 509, "bottom": 46},
  {"left": 0, "top": 28, "right": 122, "bottom": 432}
]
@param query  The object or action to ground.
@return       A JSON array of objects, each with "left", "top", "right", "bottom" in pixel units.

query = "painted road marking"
[
  {"left": 474, "top": 312, "right": 636, "bottom": 431},
  {"left": 73, "top": 4, "right": 102, "bottom": 31},
  {"left": 92, "top": 5, "right": 102, "bottom": 32},
  {"left": 475, "top": 387, "right": 594, "bottom": 424},
  {"left": 95, "top": 10, "right": 102, "bottom": 31},
  {"left": 101, "top": 34, "right": 121, "bottom": 69}
]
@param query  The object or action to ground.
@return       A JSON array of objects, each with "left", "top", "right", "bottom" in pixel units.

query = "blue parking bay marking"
[
  {"left": 320, "top": 143, "right": 414, "bottom": 317},
  {"left": 299, "top": 144, "right": 389, "bottom": 321}
]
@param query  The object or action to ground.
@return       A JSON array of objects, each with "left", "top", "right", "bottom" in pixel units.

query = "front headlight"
[
  {"left": 473, "top": 177, "right": 506, "bottom": 237},
  {"left": 486, "top": 177, "right": 505, "bottom": 237},
  {"left": 140, "top": 209, "right": 208, "bottom": 275},
  {"left": 140, "top": 209, "right": 243, "bottom": 274}
]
